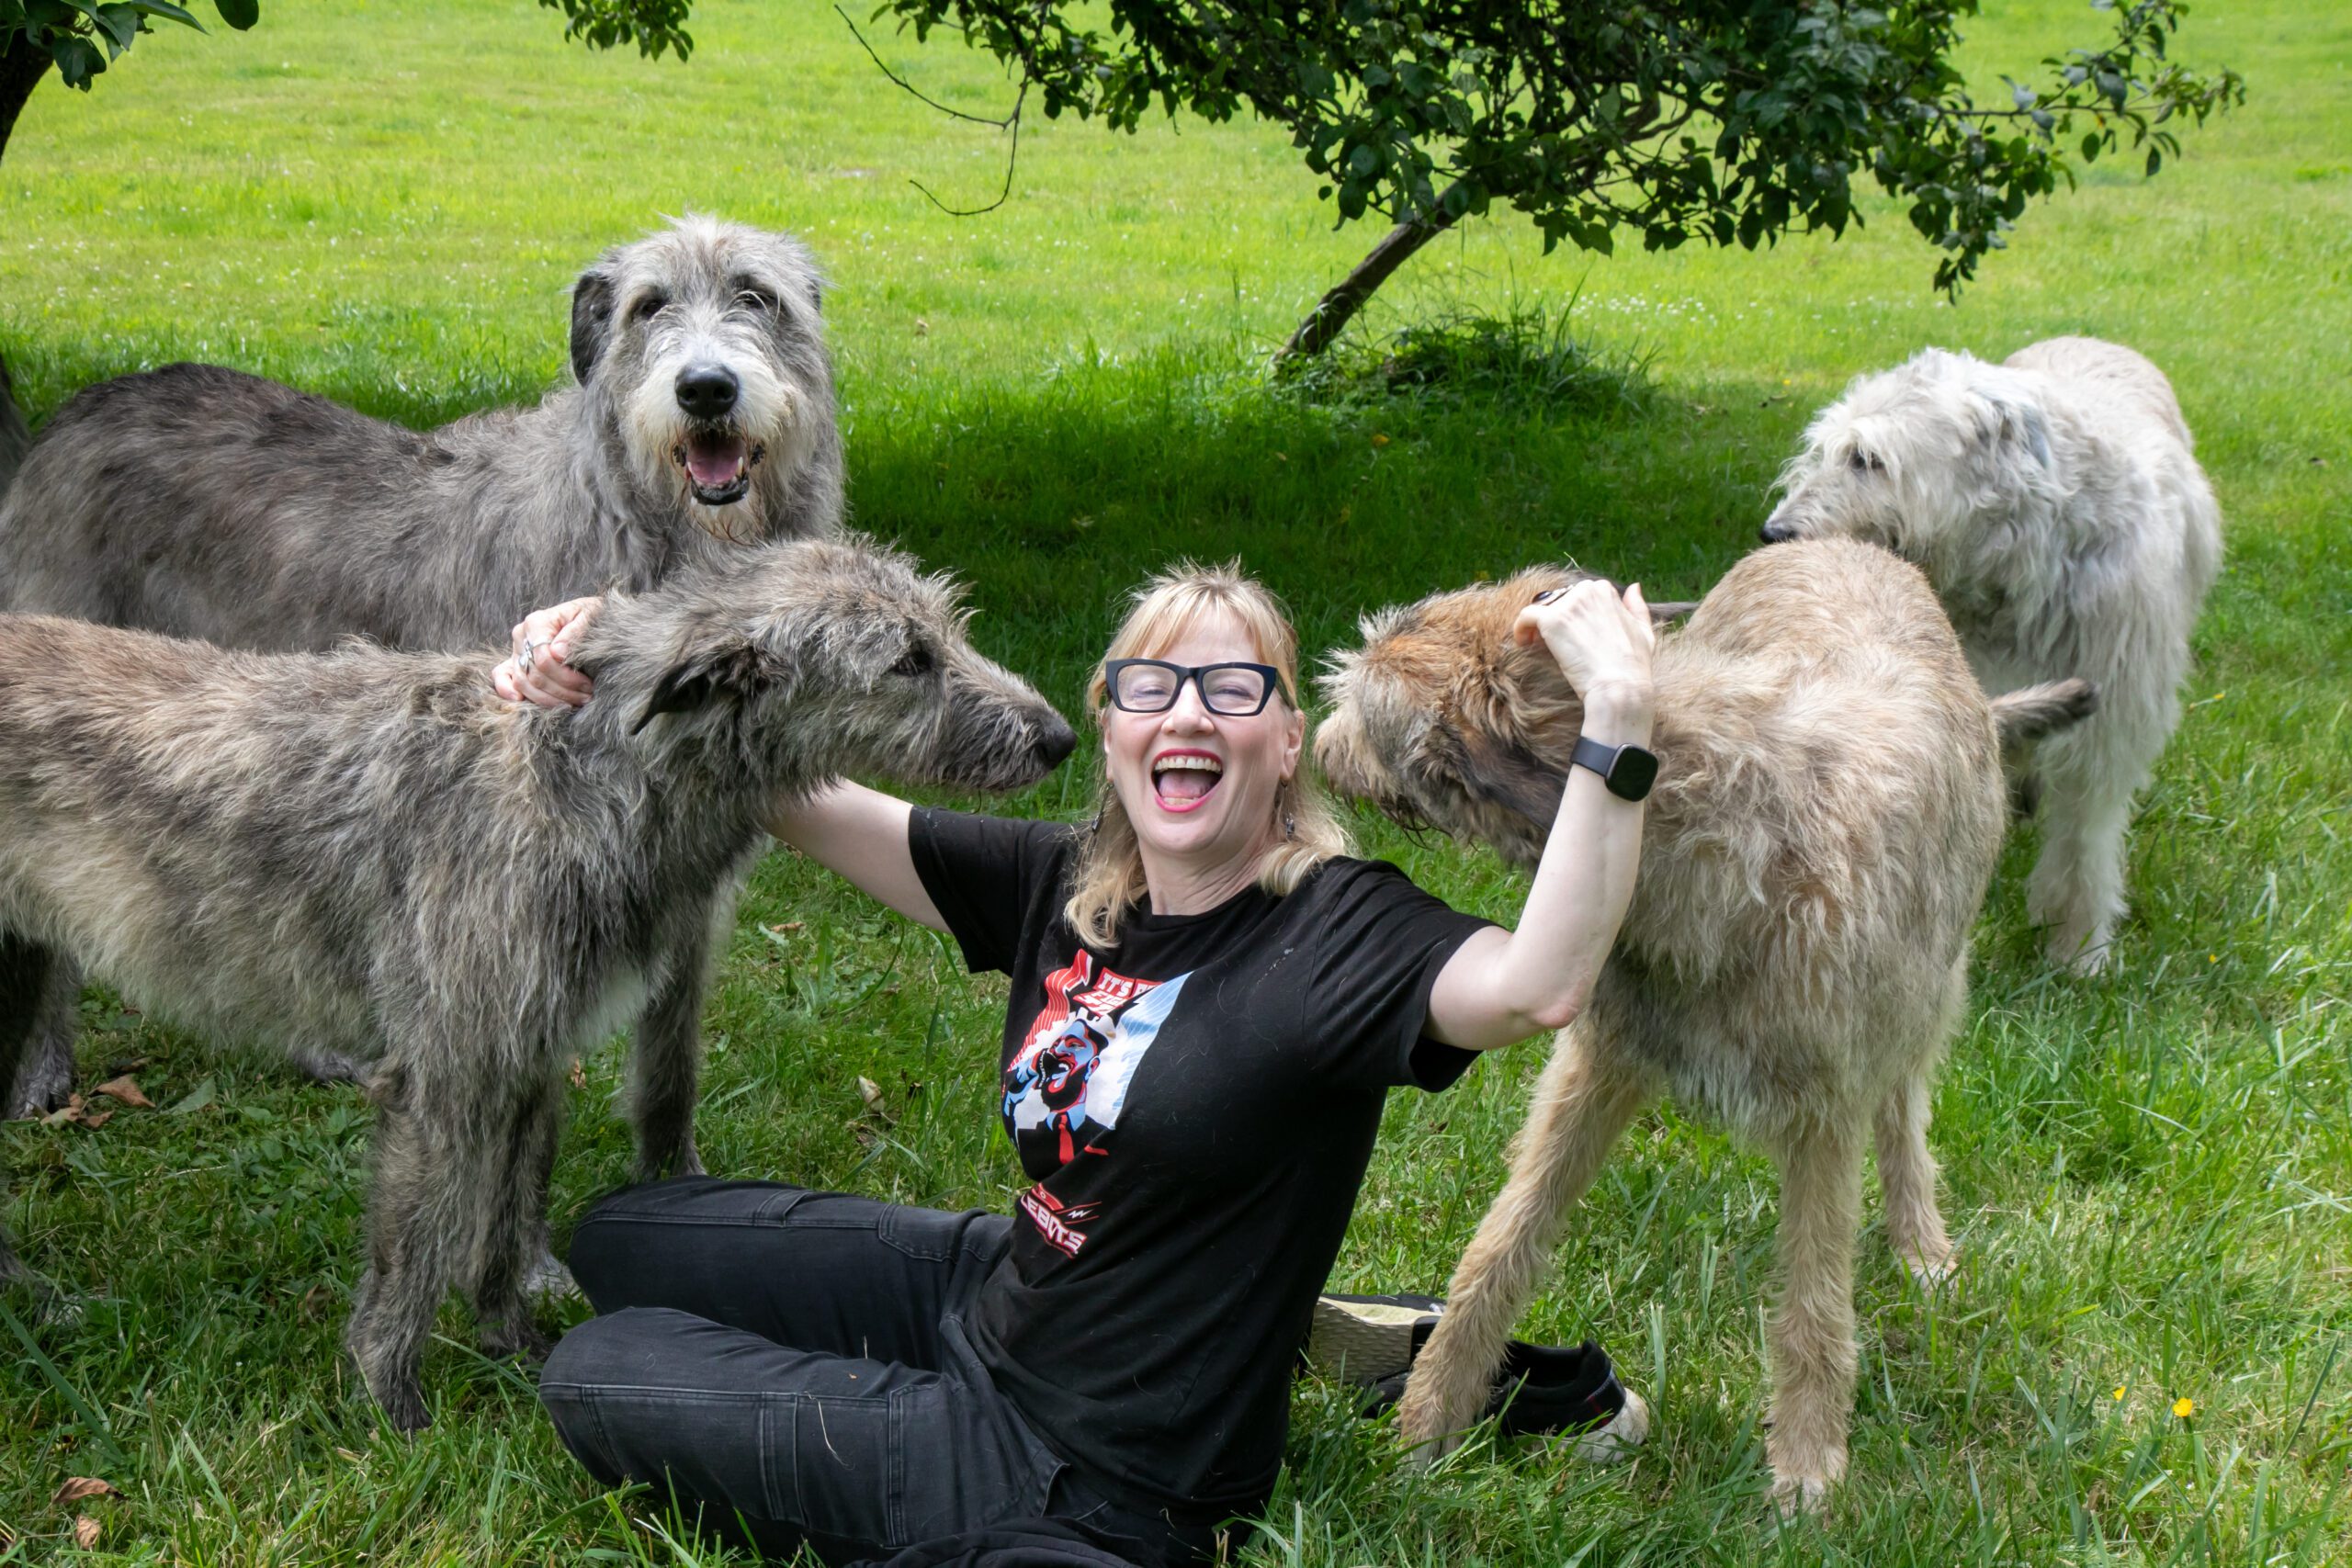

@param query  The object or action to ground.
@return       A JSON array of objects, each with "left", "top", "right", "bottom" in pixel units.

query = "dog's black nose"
[
  {"left": 1758, "top": 518, "right": 1796, "bottom": 545},
  {"left": 1036, "top": 715, "right": 1079, "bottom": 770},
  {"left": 674, "top": 366, "right": 740, "bottom": 420}
]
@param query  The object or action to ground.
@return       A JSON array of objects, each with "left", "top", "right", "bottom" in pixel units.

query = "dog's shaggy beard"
[
  {"left": 621, "top": 313, "right": 814, "bottom": 546},
  {"left": 1765, "top": 355, "right": 2061, "bottom": 583}
]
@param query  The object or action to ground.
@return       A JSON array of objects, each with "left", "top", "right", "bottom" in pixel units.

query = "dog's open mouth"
[
  {"left": 1151, "top": 751, "right": 1222, "bottom": 812},
  {"left": 673, "top": 429, "right": 766, "bottom": 506}
]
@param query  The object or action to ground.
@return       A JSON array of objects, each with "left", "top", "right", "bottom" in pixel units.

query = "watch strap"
[{"left": 1570, "top": 735, "right": 1657, "bottom": 802}]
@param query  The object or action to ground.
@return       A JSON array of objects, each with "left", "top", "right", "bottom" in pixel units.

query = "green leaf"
[
  {"left": 168, "top": 1075, "right": 218, "bottom": 1114},
  {"left": 50, "top": 32, "right": 105, "bottom": 85},
  {"left": 212, "top": 0, "right": 254, "bottom": 28},
  {"left": 123, "top": 0, "right": 204, "bottom": 28},
  {"left": 90, "top": 1, "right": 141, "bottom": 49}
]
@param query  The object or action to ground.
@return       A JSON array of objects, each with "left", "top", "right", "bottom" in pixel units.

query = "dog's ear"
[
  {"left": 571, "top": 262, "right": 619, "bottom": 384},
  {"left": 1972, "top": 389, "right": 2053, "bottom": 468},
  {"left": 1413, "top": 719, "right": 1566, "bottom": 828},
  {"left": 632, "top": 635, "right": 767, "bottom": 735},
  {"left": 2013, "top": 401, "right": 2052, "bottom": 467},
  {"left": 1457, "top": 729, "right": 1567, "bottom": 825}
]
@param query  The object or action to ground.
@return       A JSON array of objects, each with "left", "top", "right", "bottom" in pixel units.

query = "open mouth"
[
  {"left": 1150, "top": 750, "right": 1223, "bottom": 812},
  {"left": 672, "top": 428, "right": 767, "bottom": 506}
]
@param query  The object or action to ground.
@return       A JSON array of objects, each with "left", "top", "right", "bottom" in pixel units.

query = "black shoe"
[{"left": 1306, "top": 1292, "right": 1650, "bottom": 1458}]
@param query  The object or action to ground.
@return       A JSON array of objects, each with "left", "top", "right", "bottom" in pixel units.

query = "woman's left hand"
[
  {"left": 1511, "top": 579, "right": 1657, "bottom": 716},
  {"left": 492, "top": 596, "right": 604, "bottom": 709}
]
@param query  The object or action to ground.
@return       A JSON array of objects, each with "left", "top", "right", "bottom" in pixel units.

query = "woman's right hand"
[{"left": 492, "top": 596, "right": 605, "bottom": 709}]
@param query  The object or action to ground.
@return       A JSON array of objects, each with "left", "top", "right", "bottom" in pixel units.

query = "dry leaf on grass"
[
  {"left": 40, "top": 1095, "right": 111, "bottom": 1131},
  {"left": 857, "top": 1076, "right": 885, "bottom": 1112},
  {"left": 94, "top": 1076, "right": 153, "bottom": 1109},
  {"left": 568, "top": 1058, "right": 587, "bottom": 1090},
  {"left": 74, "top": 1516, "right": 101, "bottom": 1550},
  {"left": 52, "top": 1477, "right": 117, "bottom": 1506}
]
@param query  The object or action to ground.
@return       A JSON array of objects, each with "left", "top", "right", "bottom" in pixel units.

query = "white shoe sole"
[
  {"left": 1304, "top": 1295, "right": 1434, "bottom": 1382},
  {"left": 1566, "top": 1385, "right": 1650, "bottom": 1463}
]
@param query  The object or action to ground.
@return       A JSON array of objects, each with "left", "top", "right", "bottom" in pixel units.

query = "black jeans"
[{"left": 539, "top": 1178, "right": 1224, "bottom": 1567}]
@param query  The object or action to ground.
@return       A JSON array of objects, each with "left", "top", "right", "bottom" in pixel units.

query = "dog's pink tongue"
[
  {"left": 1157, "top": 770, "right": 1215, "bottom": 805},
  {"left": 685, "top": 434, "right": 746, "bottom": 490}
]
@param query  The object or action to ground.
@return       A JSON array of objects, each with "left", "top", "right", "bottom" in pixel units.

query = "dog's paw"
[
  {"left": 1903, "top": 1242, "right": 1957, "bottom": 1289},
  {"left": 479, "top": 1318, "right": 553, "bottom": 1364},
  {"left": 1766, "top": 1438, "right": 1846, "bottom": 1518},
  {"left": 287, "top": 1044, "right": 374, "bottom": 1087},
  {"left": 6, "top": 1057, "right": 74, "bottom": 1121},
  {"left": 522, "top": 1249, "right": 581, "bottom": 1303},
  {"left": 1770, "top": 1468, "right": 1837, "bottom": 1519},
  {"left": 363, "top": 1369, "right": 432, "bottom": 1434},
  {"left": 1396, "top": 1366, "right": 1484, "bottom": 1465},
  {"left": 0, "top": 1256, "right": 84, "bottom": 1325}
]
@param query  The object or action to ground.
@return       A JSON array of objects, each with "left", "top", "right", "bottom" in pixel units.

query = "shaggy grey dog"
[
  {"left": 0, "top": 215, "right": 844, "bottom": 1116},
  {"left": 1761, "top": 337, "right": 2222, "bottom": 972},
  {"left": 0, "top": 535, "right": 1075, "bottom": 1428},
  {"left": 1318, "top": 540, "right": 2092, "bottom": 1510}
]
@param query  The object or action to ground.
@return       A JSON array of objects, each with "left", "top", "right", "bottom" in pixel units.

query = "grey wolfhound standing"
[
  {"left": 0, "top": 215, "right": 844, "bottom": 1116},
  {"left": 1762, "top": 337, "right": 2222, "bottom": 973},
  {"left": 0, "top": 536, "right": 1076, "bottom": 1428},
  {"left": 1317, "top": 539, "right": 2092, "bottom": 1509}
]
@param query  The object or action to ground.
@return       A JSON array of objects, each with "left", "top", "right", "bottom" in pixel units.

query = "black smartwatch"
[{"left": 1570, "top": 735, "right": 1658, "bottom": 802}]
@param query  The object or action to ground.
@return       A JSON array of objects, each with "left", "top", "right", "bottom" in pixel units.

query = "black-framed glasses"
[{"left": 1102, "top": 659, "right": 1282, "bottom": 716}]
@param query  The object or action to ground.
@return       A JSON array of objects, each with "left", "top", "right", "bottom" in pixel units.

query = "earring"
[
  {"left": 1283, "top": 810, "right": 1296, "bottom": 841},
  {"left": 1088, "top": 805, "right": 1104, "bottom": 837}
]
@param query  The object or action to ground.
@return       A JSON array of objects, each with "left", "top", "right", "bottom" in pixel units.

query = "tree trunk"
[
  {"left": 1275, "top": 198, "right": 1461, "bottom": 365},
  {"left": 0, "top": 350, "right": 28, "bottom": 491},
  {"left": 0, "top": 31, "right": 51, "bottom": 170},
  {"left": 0, "top": 37, "right": 49, "bottom": 485}
]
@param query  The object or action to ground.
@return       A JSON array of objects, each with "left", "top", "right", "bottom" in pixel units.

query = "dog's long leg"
[
  {"left": 1764, "top": 1120, "right": 1866, "bottom": 1514},
  {"left": 347, "top": 1067, "right": 494, "bottom": 1432},
  {"left": 0, "top": 931, "right": 57, "bottom": 1291},
  {"left": 2028, "top": 725, "right": 2143, "bottom": 975},
  {"left": 628, "top": 938, "right": 711, "bottom": 1182},
  {"left": 471, "top": 1078, "right": 560, "bottom": 1360},
  {"left": 1397, "top": 1019, "right": 1652, "bottom": 1461},
  {"left": 1872, "top": 1070, "right": 1952, "bottom": 1285},
  {"left": 5, "top": 953, "right": 83, "bottom": 1120}
]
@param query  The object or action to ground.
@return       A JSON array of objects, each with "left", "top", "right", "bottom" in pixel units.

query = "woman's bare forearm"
[
  {"left": 763, "top": 782, "right": 946, "bottom": 932},
  {"left": 1425, "top": 685, "right": 1652, "bottom": 1050}
]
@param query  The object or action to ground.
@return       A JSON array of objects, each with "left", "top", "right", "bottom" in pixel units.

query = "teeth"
[{"left": 1152, "top": 756, "right": 1222, "bottom": 777}]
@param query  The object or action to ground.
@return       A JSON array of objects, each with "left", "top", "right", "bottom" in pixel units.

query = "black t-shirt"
[{"left": 909, "top": 809, "right": 1497, "bottom": 1522}]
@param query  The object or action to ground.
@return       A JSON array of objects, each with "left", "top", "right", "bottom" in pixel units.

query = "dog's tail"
[{"left": 1992, "top": 678, "right": 2098, "bottom": 744}]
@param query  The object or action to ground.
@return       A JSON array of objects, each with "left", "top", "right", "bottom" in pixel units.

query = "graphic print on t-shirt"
[{"left": 1004, "top": 952, "right": 1188, "bottom": 1256}]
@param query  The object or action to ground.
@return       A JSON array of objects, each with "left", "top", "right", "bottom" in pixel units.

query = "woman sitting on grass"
[{"left": 495, "top": 560, "right": 1657, "bottom": 1566}]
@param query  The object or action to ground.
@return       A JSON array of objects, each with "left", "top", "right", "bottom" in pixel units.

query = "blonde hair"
[{"left": 1064, "top": 561, "right": 1352, "bottom": 948}]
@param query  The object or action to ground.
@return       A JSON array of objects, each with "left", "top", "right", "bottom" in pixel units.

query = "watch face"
[{"left": 1606, "top": 746, "right": 1659, "bottom": 802}]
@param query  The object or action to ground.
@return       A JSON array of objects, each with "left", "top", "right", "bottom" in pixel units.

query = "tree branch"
[
  {"left": 834, "top": 3, "right": 1027, "bottom": 216},
  {"left": 1274, "top": 189, "right": 1464, "bottom": 365}
]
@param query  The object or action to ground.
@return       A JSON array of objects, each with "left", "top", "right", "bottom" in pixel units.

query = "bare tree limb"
[{"left": 834, "top": 4, "right": 1027, "bottom": 216}]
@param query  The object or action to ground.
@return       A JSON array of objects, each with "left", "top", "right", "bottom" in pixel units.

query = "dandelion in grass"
[
  {"left": 2112, "top": 1385, "right": 2127, "bottom": 1402},
  {"left": 2174, "top": 1396, "right": 2196, "bottom": 1419}
]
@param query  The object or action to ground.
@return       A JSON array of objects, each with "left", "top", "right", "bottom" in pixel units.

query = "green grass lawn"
[{"left": 3, "top": 0, "right": 2349, "bottom": 1561}]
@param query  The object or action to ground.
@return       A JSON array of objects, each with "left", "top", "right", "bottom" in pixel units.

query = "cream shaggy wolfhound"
[
  {"left": 1762, "top": 337, "right": 2222, "bottom": 972},
  {"left": 1318, "top": 539, "right": 2093, "bottom": 1510}
]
